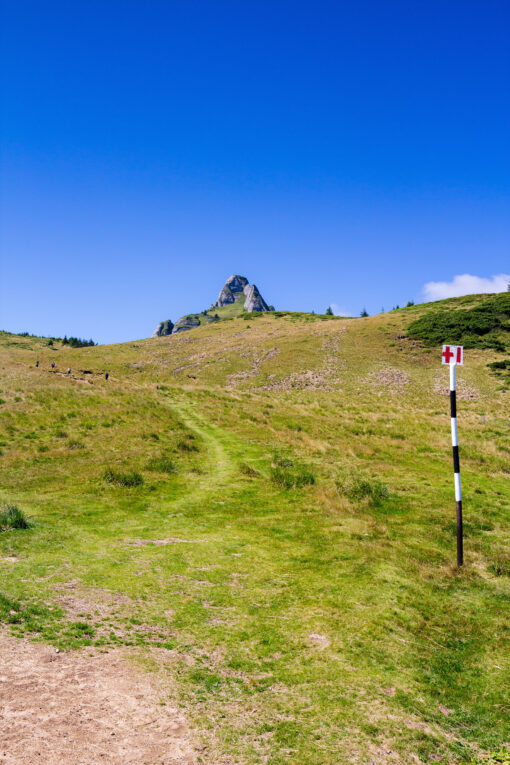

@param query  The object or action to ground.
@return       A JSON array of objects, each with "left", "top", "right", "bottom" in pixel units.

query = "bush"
[
  {"left": 340, "top": 473, "right": 389, "bottom": 505},
  {"left": 103, "top": 469, "right": 144, "bottom": 487},
  {"left": 0, "top": 504, "right": 32, "bottom": 530},
  {"left": 146, "top": 455, "right": 177, "bottom": 473},
  {"left": 488, "top": 359, "right": 510, "bottom": 385},
  {"left": 270, "top": 455, "right": 315, "bottom": 489},
  {"left": 408, "top": 292, "right": 510, "bottom": 350}
]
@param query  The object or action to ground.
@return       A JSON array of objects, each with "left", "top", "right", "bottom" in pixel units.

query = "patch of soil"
[
  {"left": 125, "top": 538, "right": 200, "bottom": 546},
  {"left": 226, "top": 347, "right": 280, "bottom": 389},
  {"left": 308, "top": 632, "right": 330, "bottom": 649},
  {"left": 366, "top": 367, "right": 410, "bottom": 393},
  {"left": 0, "top": 631, "right": 195, "bottom": 765},
  {"left": 433, "top": 375, "right": 480, "bottom": 400},
  {"left": 257, "top": 333, "right": 344, "bottom": 391}
]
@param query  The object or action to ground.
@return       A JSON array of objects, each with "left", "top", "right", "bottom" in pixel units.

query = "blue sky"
[{"left": 1, "top": 0, "right": 509, "bottom": 343}]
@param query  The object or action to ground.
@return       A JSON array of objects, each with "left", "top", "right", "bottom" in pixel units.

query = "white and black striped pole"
[{"left": 443, "top": 345, "right": 464, "bottom": 566}]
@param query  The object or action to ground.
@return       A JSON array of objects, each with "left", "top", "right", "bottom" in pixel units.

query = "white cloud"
[
  {"left": 423, "top": 273, "right": 510, "bottom": 302},
  {"left": 331, "top": 303, "right": 355, "bottom": 317}
]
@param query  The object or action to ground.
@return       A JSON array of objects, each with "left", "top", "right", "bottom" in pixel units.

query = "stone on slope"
[
  {"left": 152, "top": 320, "right": 174, "bottom": 337},
  {"left": 172, "top": 315, "right": 201, "bottom": 333}
]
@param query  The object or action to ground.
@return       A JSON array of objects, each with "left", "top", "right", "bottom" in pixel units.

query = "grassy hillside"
[{"left": 0, "top": 297, "right": 509, "bottom": 764}]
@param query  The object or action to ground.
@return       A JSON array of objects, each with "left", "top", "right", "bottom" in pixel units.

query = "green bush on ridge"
[{"left": 407, "top": 292, "right": 510, "bottom": 350}]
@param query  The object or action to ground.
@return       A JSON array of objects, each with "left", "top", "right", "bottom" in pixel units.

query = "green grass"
[{"left": 0, "top": 298, "right": 509, "bottom": 763}]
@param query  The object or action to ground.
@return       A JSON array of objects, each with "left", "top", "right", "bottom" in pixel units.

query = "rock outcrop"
[
  {"left": 152, "top": 320, "right": 174, "bottom": 337},
  {"left": 172, "top": 315, "right": 201, "bottom": 333},
  {"left": 215, "top": 275, "right": 249, "bottom": 307},
  {"left": 243, "top": 284, "right": 269, "bottom": 312},
  {"left": 152, "top": 274, "right": 272, "bottom": 337}
]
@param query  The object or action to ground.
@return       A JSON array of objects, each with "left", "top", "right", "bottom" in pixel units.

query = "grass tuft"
[
  {"left": 146, "top": 455, "right": 177, "bottom": 473},
  {"left": 340, "top": 473, "right": 389, "bottom": 504},
  {"left": 0, "top": 504, "right": 32, "bottom": 530},
  {"left": 270, "top": 454, "right": 315, "bottom": 489},
  {"left": 103, "top": 469, "right": 144, "bottom": 487}
]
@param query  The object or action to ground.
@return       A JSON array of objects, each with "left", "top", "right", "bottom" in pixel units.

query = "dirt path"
[
  {"left": 0, "top": 393, "right": 240, "bottom": 765},
  {"left": 0, "top": 632, "right": 195, "bottom": 765}
]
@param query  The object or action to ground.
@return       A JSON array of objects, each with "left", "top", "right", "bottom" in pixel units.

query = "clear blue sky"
[{"left": 1, "top": 0, "right": 509, "bottom": 343}]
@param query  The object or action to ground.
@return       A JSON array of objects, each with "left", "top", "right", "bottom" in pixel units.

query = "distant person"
[
  {"left": 105, "top": 372, "right": 109, "bottom": 381},
  {"left": 35, "top": 360, "right": 39, "bottom": 368},
  {"left": 51, "top": 361, "right": 55, "bottom": 369},
  {"left": 67, "top": 368, "right": 71, "bottom": 375}
]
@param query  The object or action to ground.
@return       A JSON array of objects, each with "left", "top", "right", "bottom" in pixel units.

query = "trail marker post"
[{"left": 442, "top": 345, "right": 464, "bottom": 566}]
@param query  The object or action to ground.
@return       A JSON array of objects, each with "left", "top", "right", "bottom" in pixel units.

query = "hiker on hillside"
[
  {"left": 105, "top": 372, "right": 109, "bottom": 381},
  {"left": 67, "top": 367, "right": 71, "bottom": 375},
  {"left": 51, "top": 361, "right": 55, "bottom": 369},
  {"left": 35, "top": 360, "right": 39, "bottom": 368}
]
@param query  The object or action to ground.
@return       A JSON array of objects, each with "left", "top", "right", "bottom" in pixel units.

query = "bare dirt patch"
[
  {"left": 366, "top": 367, "right": 410, "bottom": 393},
  {"left": 0, "top": 631, "right": 195, "bottom": 765},
  {"left": 257, "top": 332, "right": 344, "bottom": 391},
  {"left": 226, "top": 347, "right": 280, "bottom": 389},
  {"left": 308, "top": 632, "right": 330, "bottom": 649},
  {"left": 433, "top": 374, "right": 480, "bottom": 400},
  {"left": 125, "top": 537, "right": 200, "bottom": 546}
]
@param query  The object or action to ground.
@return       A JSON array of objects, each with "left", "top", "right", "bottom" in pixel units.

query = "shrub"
[
  {"left": 146, "top": 455, "right": 177, "bottom": 473},
  {"left": 103, "top": 469, "right": 144, "bottom": 487},
  {"left": 488, "top": 359, "right": 510, "bottom": 385},
  {"left": 270, "top": 455, "right": 315, "bottom": 489},
  {"left": 54, "top": 429, "right": 68, "bottom": 439},
  {"left": 340, "top": 473, "right": 389, "bottom": 505},
  {"left": 408, "top": 292, "right": 510, "bottom": 350},
  {"left": 0, "top": 504, "right": 32, "bottom": 530}
]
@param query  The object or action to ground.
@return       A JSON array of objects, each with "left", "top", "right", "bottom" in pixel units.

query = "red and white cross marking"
[{"left": 442, "top": 345, "right": 463, "bottom": 365}]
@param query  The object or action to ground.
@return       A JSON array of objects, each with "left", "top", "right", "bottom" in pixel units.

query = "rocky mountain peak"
[{"left": 153, "top": 274, "right": 273, "bottom": 337}]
